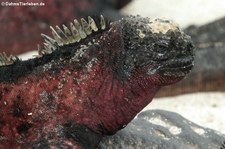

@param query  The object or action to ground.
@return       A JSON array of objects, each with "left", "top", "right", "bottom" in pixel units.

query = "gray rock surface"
[{"left": 98, "top": 110, "right": 225, "bottom": 149}]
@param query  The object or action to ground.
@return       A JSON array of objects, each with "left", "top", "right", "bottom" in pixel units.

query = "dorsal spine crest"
[
  {"left": 0, "top": 52, "right": 18, "bottom": 66},
  {"left": 39, "top": 15, "right": 107, "bottom": 56}
]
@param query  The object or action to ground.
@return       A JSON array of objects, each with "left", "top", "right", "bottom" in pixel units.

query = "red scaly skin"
[
  {"left": 0, "top": 16, "right": 194, "bottom": 148},
  {"left": 0, "top": 25, "right": 159, "bottom": 148}
]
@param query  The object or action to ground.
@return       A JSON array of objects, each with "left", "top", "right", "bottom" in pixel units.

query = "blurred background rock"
[
  {"left": 122, "top": 0, "right": 225, "bottom": 27},
  {"left": 0, "top": 0, "right": 131, "bottom": 55}
]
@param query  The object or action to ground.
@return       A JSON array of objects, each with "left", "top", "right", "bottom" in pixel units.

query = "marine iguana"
[{"left": 0, "top": 15, "right": 194, "bottom": 148}]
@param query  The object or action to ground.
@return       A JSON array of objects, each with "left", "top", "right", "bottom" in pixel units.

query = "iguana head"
[
  {"left": 36, "top": 15, "right": 195, "bottom": 134},
  {"left": 115, "top": 15, "right": 194, "bottom": 86}
]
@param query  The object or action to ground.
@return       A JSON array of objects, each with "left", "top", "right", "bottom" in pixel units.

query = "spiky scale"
[
  {"left": 63, "top": 24, "right": 74, "bottom": 44},
  {"left": 55, "top": 25, "right": 69, "bottom": 45},
  {"left": 41, "top": 33, "right": 56, "bottom": 44},
  {"left": 43, "top": 42, "right": 54, "bottom": 52},
  {"left": 0, "top": 52, "right": 7, "bottom": 62},
  {"left": 74, "top": 19, "right": 87, "bottom": 39},
  {"left": 50, "top": 26, "right": 64, "bottom": 46},
  {"left": 88, "top": 16, "right": 98, "bottom": 32},
  {"left": 41, "top": 34, "right": 57, "bottom": 52},
  {"left": 81, "top": 18, "right": 92, "bottom": 35},
  {"left": 38, "top": 44, "right": 50, "bottom": 56},
  {"left": 40, "top": 16, "right": 105, "bottom": 51},
  {"left": 70, "top": 22, "right": 81, "bottom": 43},
  {"left": 43, "top": 45, "right": 52, "bottom": 54},
  {"left": 100, "top": 15, "right": 106, "bottom": 30},
  {"left": 0, "top": 52, "right": 18, "bottom": 66}
]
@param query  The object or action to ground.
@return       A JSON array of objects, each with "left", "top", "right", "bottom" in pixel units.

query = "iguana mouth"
[
  {"left": 145, "top": 35, "right": 194, "bottom": 78},
  {"left": 160, "top": 37, "right": 195, "bottom": 77},
  {"left": 160, "top": 55, "right": 194, "bottom": 77},
  {"left": 147, "top": 55, "right": 194, "bottom": 77}
]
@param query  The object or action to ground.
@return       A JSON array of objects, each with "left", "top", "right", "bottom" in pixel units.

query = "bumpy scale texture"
[{"left": 0, "top": 15, "right": 194, "bottom": 148}]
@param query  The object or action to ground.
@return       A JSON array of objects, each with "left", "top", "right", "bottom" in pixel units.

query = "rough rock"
[
  {"left": 156, "top": 17, "right": 225, "bottom": 97},
  {"left": 0, "top": 0, "right": 131, "bottom": 55},
  {"left": 98, "top": 110, "right": 225, "bottom": 149}
]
